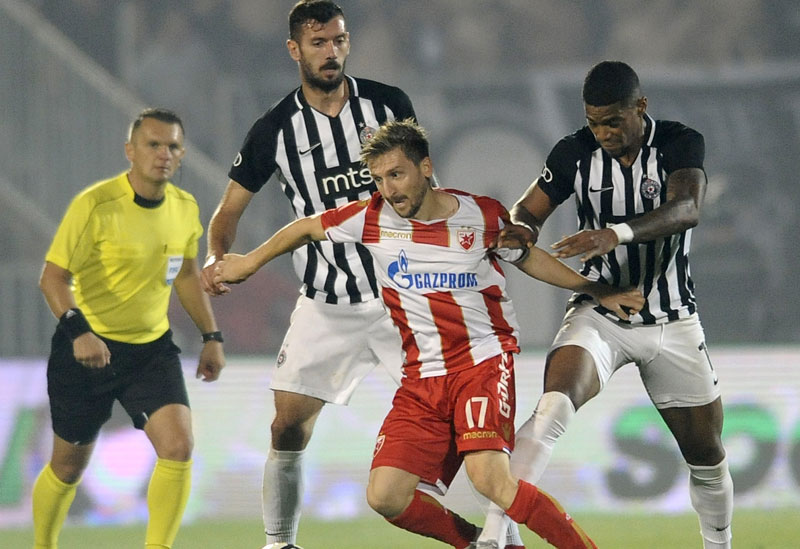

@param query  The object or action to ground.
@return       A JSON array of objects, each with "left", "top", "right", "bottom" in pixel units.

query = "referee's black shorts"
[{"left": 47, "top": 328, "right": 189, "bottom": 445}]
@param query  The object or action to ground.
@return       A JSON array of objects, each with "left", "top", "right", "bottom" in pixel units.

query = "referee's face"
[
  {"left": 125, "top": 118, "right": 185, "bottom": 186},
  {"left": 289, "top": 16, "right": 350, "bottom": 93},
  {"left": 585, "top": 98, "right": 646, "bottom": 164}
]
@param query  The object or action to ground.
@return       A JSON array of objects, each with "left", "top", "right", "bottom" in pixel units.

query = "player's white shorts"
[
  {"left": 270, "top": 295, "right": 403, "bottom": 405},
  {"left": 551, "top": 302, "right": 721, "bottom": 409}
]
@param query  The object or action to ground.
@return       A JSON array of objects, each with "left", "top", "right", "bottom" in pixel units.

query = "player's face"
[
  {"left": 289, "top": 16, "right": 350, "bottom": 93},
  {"left": 585, "top": 97, "right": 646, "bottom": 163},
  {"left": 369, "top": 148, "right": 433, "bottom": 219},
  {"left": 125, "top": 118, "right": 185, "bottom": 185}
]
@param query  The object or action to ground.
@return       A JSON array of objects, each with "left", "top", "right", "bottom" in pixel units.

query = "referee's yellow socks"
[
  {"left": 145, "top": 457, "right": 192, "bottom": 549},
  {"left": 32, "top": 463, "right": 79, "bottom": 549}
]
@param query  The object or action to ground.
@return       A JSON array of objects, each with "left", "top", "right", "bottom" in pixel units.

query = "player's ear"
[
  {"left": 287, "top": 39, "right": 301, "bottom": 61},
  {"left": 637, "top": 96, "right": 648, "bottom": 115},
  {"left": 420, "top": 157, "right": 433, "bottom": 179}
]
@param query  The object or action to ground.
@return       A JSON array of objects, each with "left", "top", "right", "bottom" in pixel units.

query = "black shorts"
[{"left": 47, "top": 328, "right": 189, "bottom": 444}]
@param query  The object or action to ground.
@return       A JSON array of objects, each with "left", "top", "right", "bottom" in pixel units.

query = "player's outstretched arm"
[
  {"left": 515, "top": 247, "right": 645, "bottom": 320},
  {"left": 213, "top": 214, "right": 327, "bottom": 286}
]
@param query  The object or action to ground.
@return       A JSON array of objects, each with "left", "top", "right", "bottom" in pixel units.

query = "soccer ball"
[{"left": 262, "top": 544, "right": 304, "bottom": 549}]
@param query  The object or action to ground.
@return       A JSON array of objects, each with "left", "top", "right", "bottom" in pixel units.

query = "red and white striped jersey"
[{"left": 321, "top": 189, "right": 520, "bottom": 379}]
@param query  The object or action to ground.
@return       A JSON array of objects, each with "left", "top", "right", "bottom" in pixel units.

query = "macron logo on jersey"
[{"left": 387, "top": 250, "right": 478, "bottom": 291}]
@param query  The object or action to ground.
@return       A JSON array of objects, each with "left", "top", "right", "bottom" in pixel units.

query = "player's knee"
[
  {"left": 465, "top": 461, "right": 503, "bottom": 503},
  {"left": 271, "top": 420, "right": 312, "bottom": 451},
  {"left": 366, "top": 480, "right": 410, "bottom": 518}
]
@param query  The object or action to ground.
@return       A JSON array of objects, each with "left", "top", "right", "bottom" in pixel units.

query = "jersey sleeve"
[
  {"left": 388, "top": 86, "right": 416, "bottom": 121},
  {"left": 536, "top": 137, "right": 581, "bottom": 206},
  {"left": 320, "top": 199, "right": 370, "bottom": 244},
  {"left": 228, "top": 115, "right": 279, "bottom": 193},
  {"left": 659, "top": 124, "right": 705, "bottom": 174},
  {"left": 45, "top": 194, "right": 96, "bottom": 273}
]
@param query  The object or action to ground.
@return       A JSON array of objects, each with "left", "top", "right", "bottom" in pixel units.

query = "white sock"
[
  {"left": 511, "top": 391, "right": 574, "bottom": 482},
  {"left": 479, "top": 391, "right": 575, "bottom": 545},
  {"left": 262, "top": 448, "right": 305, "bottom": 544},
  {"left": 688, "top": 457, "right": 734, "bottom": 549}
]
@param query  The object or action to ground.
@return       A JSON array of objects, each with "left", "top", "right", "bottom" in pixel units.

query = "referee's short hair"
[
  {"left": 582, "top": 61, "right": 641, "bottom": 107},
  {"left": 128, "top": 108, "right": 184, "bottom": 141},
  {"left": 360, "top": 119, "right": 430, "bottom": 167},
  {"left": 289, "top": 0, "right": 344, "bottom": 41}
]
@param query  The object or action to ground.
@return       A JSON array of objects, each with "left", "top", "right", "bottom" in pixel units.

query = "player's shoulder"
[
  {"left": 653, "top": 119, "right": 703, "bottom": 146},
  {"left": 250, "top": 88, "right": 303, "bottom": 132},
  {"left": 551, "top": 126, "right": 598, "bottom": 160},
  {"left": 445, "top": 188, "right": 506, "bottom": 215},
  {"left": 350, "top": 76, "right": 410, "bottom": 102}
]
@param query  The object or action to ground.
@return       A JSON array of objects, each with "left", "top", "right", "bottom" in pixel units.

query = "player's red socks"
[
  {"left": 505, "top": 480, "right": 597, "bottom": 549},
  {"left": 387, "top": 489, "right": 477, "bottom": 549}
]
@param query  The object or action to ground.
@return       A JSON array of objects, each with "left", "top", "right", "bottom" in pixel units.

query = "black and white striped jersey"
[
  {"left": 538, "top": 113, "right": 706, "bottom": 325},
  {"left": 229, "top": 75, "right": 416, "bottom": 304}
]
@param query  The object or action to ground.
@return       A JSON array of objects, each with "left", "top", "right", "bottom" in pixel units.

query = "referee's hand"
[{"left": 72, "top": 333, "right": 111, "bottom": 368}]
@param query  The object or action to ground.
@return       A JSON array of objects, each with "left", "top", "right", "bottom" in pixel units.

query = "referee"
[
  {"left": 479, "top": 61, "right": 734, "bottom": 549},
  {"left": 32, "top": 108, "right": 225, "bottom": 549}
]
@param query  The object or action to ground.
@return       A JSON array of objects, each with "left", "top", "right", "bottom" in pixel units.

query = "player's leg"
[
  {"left": 645, "top": 316, "right": 732, "bottom": 549},
  {"left": 32, "top": 436, "right": 94, "bottom": 549},
  {"left": 368, "top": 465, "right": 477, "bottom": 547},
  {"left": 481, "top": 305, "right": 610, "bottom": 545},
  {"left": 370, "top": 378, "right": 480, "bottom": 548},
  {"left": 264, "top": 297, "right": 389, "bottom": 546},
  {"left": 143, "top": 403, "right": 194, "bottom": 549},
  {"left": 262, "top": 391, "right": 324, "bottom": 546},
  {"left": 464, "top": 450, "right": 595, "bottom": 549},
  {"left": 659, "top": 399, "right": 732, "bottom": 549}
]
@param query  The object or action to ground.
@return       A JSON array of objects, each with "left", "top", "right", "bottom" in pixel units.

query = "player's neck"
[
  {"left": 414, "top": 189, "right": 459, "bottom": 221},
  {"left": 302, "top": 79, "right": 349, "bottom": 117}
]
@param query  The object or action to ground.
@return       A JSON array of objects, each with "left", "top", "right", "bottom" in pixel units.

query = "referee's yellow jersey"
[{"left": 46, "top": 172, "right": 203, "bottom": 343}]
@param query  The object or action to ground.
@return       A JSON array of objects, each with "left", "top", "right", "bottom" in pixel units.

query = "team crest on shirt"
[
  {"left": 457, "top": 229, "right": 476, "bottom": 250},
  {"left": 373, "top": 434, "right": 385, "bottom": 457},
  {"left": 640, "top": 175, "right": 661, "bottom": 200},
  {"left": 359, "top": 124, "right": 378, "bottom": 144}
]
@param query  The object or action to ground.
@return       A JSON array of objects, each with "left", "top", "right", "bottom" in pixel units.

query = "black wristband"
[
  {"left": 201, "top": 331, "right": 224, "bottom": 343},
  {"left": 59, "top": 308, "right": 92, "bottom": 340}
]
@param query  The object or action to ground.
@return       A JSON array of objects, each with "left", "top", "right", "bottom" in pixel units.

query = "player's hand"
[
  {"left": 590, "top": 285, "right": 646, "bottom": 321},
  {"left": 493, "top": 223, "right": 538, "bottom": 251},
  {"left": 196, "top": 341, "right": 225, "bottom": 382},
  {"left": 213, "top": 253, "right": 256, "bottom": 285},
  {"left": 551, "top": 228, "right": 618, "bottom": 262},
  {"left": 201, "top": 255, "right": 231, "bottom": 296},
  {"left": 72, "top": 332, "right": 111, "bottom": 368}
]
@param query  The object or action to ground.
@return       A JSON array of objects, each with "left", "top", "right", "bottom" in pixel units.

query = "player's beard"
[
  {"left": 391, "top": 186, "right": 427, "bottom": 219},
  {"left": 300, "top": 58, "right": 346, "bottom": 93}
]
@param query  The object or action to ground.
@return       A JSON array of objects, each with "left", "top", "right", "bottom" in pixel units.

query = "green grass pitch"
[{"left": 2, "top": 509, "right": 796, "bottom": 548}]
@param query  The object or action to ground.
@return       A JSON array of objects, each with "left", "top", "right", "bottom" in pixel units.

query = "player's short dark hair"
[
  {"left": 128, "top": 108, "right": 184, "bottom": 141},
  {"left": 360, "top": 119, "right": 429, "bottom": 167},
  {"left": 582, "top": 61, "right": 641, "bottom": 107},
  {"left": 289, "top": 0, "right": 345, "bottom": 41}
]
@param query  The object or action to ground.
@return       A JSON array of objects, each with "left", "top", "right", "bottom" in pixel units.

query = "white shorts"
[
  {"left": 551, "top": 303, "right": 721, "bottom": 409},
  {"left": 270, "top": 295, "right": 403, "bottom": 405}
]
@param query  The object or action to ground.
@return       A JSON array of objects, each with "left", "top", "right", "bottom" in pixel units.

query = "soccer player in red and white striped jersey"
[{"left": 214, "top": 120, "right": 644, "bottom": 549}]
